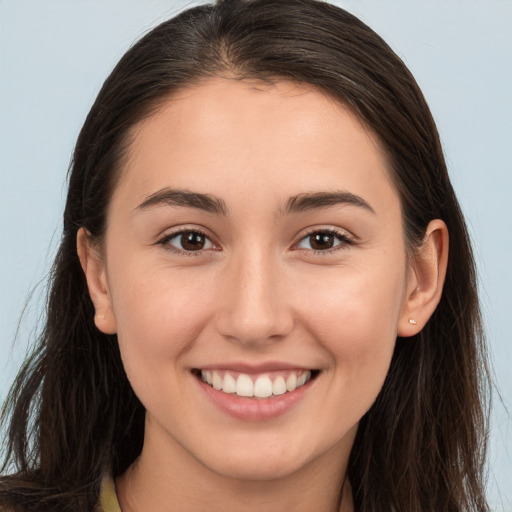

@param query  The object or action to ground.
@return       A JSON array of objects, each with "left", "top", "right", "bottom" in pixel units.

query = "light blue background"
[{"left": 1, "top": 1, "right": 511, "bottom": 508}]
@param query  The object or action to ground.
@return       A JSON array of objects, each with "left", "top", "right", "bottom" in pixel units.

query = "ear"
[
  {"left": 77, "top": 228, "right": 117, "bottom": 334},
  {"left": 398, "top": 219, "right": 449, "bottom": 337}
]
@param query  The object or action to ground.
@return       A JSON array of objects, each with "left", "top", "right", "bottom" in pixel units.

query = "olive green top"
[{"left": 98, "top": 476, "right": 122, "bottom": 512}]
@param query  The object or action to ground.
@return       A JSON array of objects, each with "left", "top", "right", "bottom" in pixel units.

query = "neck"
[{"left": 116, "top": 418, "right": 355, "bottom": 512}]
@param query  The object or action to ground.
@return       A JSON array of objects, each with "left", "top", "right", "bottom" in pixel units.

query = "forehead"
[{"left": 113, "top": 77, "right": 398, "bottom": 214}]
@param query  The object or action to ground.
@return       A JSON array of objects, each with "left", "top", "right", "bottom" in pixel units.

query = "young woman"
[{"left": 0, "top": 0, "right": 490, "bottom": 511}]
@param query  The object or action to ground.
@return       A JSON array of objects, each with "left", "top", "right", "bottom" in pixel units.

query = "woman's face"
[{"left": 93, "top": 78, "right": 416, "bottom": 480}]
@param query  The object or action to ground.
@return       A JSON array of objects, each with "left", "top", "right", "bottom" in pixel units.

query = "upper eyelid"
[
  {"left": 296, "top": 226, "right": 355, "bottom": 241},
  {"left": 158, "top": 225, "right": 213, "bottom": 241}
]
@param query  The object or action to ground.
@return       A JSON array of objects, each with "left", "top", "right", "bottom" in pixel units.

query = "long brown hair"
[{"left": 0, "top": 1, "right": 490, "bottom": 510}]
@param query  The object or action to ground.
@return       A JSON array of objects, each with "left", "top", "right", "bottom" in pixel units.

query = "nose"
[{"left": 214, "top": 250, "right": 294, "bottom": 346}]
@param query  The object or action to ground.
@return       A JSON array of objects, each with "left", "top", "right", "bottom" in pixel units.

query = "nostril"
[{"left": 215, "top": 308, "right": 295, "bottom": 346}]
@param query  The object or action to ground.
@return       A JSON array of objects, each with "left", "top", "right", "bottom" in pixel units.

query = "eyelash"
[
  {"left": 294, "top": 228, "right": 354, "bottom": 255},
  {"left": 157, "top": 227, "right": 354, "bottom": 255},
  {"left": 157, "top": 228, "right": 216, "bottom": 256}
]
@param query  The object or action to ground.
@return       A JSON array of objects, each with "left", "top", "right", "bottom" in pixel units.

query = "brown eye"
[
  {"left": 309, "top": 233, "right": 335, "bottom": 250},
  {"left": 296, "top": 230, "right": 351, "bottom": 252},
  {"left": 181, "top": 232, "right": 206, "bottom": 250},
  {"left": 163, "top": 231, "right": 214, "bottom": 252}
]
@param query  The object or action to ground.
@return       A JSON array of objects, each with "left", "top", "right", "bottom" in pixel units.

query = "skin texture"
[{"left": 78, "top": 78, "right": 448, "bottom": 511}]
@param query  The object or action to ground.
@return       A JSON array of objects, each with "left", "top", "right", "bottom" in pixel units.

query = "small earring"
[{"left": 408, "top": 318, "right": 417, "bottom": 325}]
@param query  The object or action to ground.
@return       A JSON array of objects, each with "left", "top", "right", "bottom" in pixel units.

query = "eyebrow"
[
  {"left": 284, "top": 190, "right": 375, "bottom": 215},
  {"left": 136, "top": 188, "right": 228, "bottom": 215},
  {"left": 135, "top": 187, "right": 374, "bottom": 217}
]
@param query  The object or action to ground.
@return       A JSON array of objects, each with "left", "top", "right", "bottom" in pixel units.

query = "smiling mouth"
[{"left": 194, "top": 369, "right": 319, "bottom": 398}]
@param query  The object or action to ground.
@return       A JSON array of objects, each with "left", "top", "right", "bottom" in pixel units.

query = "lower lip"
[{"left": 196, "top": 375, "right": 315, "bottom": 422}]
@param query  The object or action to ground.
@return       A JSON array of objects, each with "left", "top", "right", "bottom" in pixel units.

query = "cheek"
[
  {"left": 108, "top": 264, "right": 215, "bottom": 386},
  {"left": 302, "top": 257, "right": 405, "bottom": 337},
  {"left": 300, "top": 261, "right": 405, "bottom": 403}
]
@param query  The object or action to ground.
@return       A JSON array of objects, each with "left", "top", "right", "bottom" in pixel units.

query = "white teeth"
[
  {"left": 212, "top": 372, "right": 222, "bottom": 390},
  {"left": 286, "top": 373, "right": 297, "bottom": 392},
  {"left": 236, "top": 373, "right": 254, "bottom": 397},
  {"left": 297, "top": 372, "right": 308, "bottom": 387},
  {"left": 222, "top": 372, "right": 236, "bottom": 394},
  {"left": 254, "top": 375, "right": 273, "bottom": 398},
  {"left": 273, "top": 376, "right": 287, "bottom": 395},
  {"left": 200, "top": 369, "right": 313, "bottom": 397}
]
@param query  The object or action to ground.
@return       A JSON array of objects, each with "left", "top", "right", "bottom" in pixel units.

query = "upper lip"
[{"left": 194, "top": 362, "right": 315, "bottom": 374}]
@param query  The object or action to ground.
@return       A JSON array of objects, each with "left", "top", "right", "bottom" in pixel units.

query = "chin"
[
  {"left": 195, "top": 433, "right": 335, "bottom": 483},
  {"left": 207, "top": 453, "right": 306, "bottom": 482}
]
